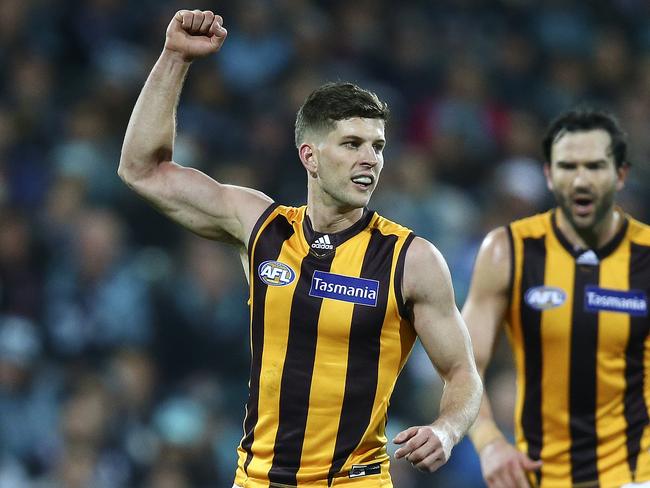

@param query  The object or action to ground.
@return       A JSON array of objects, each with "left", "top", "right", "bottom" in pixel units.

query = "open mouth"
[
  {"left": 572, "top": 195, "right": 595, "bottom": 216},
  {"left": 351, "top": 175, "right": 374, "bottom": 189}
]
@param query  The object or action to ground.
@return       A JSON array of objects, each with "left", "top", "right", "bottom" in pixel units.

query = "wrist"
[
  {"left": 469, "top": 421, "right": 505, "bottom": 453},
  {"left": 161, "top": 47, "right": 194, "bottom": 65},
  {"left": 428, "top": 424, "right": 455, "bottom": 460}
]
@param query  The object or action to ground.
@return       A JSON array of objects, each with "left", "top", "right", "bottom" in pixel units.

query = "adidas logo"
[
  {"left": 311, "top": 234, "right": 334, "bottom": 250},
  {"left": 576, "top": 250, "right": 599, "bottom": 266}
]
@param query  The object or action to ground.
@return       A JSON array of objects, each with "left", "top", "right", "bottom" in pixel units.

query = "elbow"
[
  {"left": 117, "top": 159, "right": 136, "bottom": 187},
  {"left": 117, "top": 152, "right": 157, "bottom": 188},
  {"left": 117, "top": 157, "right": 150, "bottom": 193},
  {"left": 118, "top": 145, "right": 170, "bottom": 186},
  {"left": 117, "top": 161, "right": 128, "bottom": 182}
]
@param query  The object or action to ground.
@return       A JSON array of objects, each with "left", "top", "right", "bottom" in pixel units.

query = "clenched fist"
[{"left": 164, "top": 9, "right": 227, "bottom": 62}]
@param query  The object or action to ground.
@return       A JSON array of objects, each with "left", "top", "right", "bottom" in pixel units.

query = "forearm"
[
  {"left": 432, "top": 365, "right": 483, "bottom": 448},
  {"left": 119, "top": 50, "right": 190, "bottom": 182},
  {"left": 468, "top": 389, "right": 506, "bottom": 452}
]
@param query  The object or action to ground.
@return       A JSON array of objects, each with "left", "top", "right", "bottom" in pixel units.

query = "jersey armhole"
[
  {"left": 247, "top": 202, "right": 280, "bottom": 260},
  {"left": 395, "top": 232, "right": 416, "bottom": 320},
  {"left": 506, "top": 225, "right": 515, "bottom": 309}
]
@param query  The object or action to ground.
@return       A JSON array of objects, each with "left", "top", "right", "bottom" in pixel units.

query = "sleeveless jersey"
[
  {"left": 234, "top": 204, "right": 417, "bottom": 488},
  {"left": 507, "top": 209, "right": 650, "bottom": 488}
]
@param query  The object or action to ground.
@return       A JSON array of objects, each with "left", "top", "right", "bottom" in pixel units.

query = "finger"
[
  {"left": 395, "top": 430, "right": 429, "bottom": 459},
  {"left": 501, "top": 466, "right": 526, "bottom": 488},
  {"left": 393, "top": 426, "right": 418, "bottom": 445},
  {"left": 199, "top": 10, "right": 214, "bottom": 34},
  {"left": 406, "top": 441, "right": 438, "bottom": 465},
  {"left": 512, "top": 465, "right": 532, "bottom": 488},
  {"left": 521, "top": 456, "right": 543, "bottom": 471},
  {"left": 413, "top": 450, "right": 446, "bottom": 473},
  {"left": 485, "top": 473, "right": 503, "bottom": 488},
  {"left": 176, "top": 10, "right": 192, "bottom": 28},
  {"left": 190, "top": 9, "right": 204, "bottom": 31},
  {"left": 486, "top": 469, "right": 510, "bottom": 488},
  {"left": 209, "top": 16, "right": 227, "bottom": 37},
  {"left": 494, "top": 474, "right": 513, "bottom": 488}
]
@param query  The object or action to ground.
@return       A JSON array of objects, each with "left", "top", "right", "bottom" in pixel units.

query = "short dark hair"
[
  {"left": 294, "top": 82, "right": 389, "bottom": 147},
  {"left": 542, "top": 108, "right": 628, "bottom": 167}
]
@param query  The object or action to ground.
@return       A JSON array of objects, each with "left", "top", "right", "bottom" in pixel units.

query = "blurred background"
[{"left": 1, "top": 0, "right": 649, "bottom": 486}]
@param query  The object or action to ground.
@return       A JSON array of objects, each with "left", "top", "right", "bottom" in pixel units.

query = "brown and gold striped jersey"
[
  {"left": 234, "top": 204, "right": 416, "bottom": 488},
  {"left": 507, "top": 209, "right": 650, "bottom": 488}
]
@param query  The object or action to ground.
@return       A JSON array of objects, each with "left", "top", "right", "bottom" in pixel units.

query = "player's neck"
[
  {"left": 556, "top": 206, "right": 624, "bottom": 251},
  {"left": 306, "top": 198, "right": 365, "bottom": 234}
]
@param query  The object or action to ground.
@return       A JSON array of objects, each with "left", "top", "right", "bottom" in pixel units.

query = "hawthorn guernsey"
[
  {"left": 309, "top": 270, "right": 379, "bottom": 306},
  {"left": 584, "top": 286, "right": 648, "bottom": 316}
]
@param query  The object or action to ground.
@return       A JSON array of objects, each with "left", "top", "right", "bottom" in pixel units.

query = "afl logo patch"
[
  {"left": 524, "top": 286, "right": 567, "bottom": 311},
  {"left": 258, "top": 260, "right": 296, "bottom": 287}
]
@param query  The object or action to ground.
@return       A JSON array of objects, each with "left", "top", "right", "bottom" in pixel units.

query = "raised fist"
[{"left": 164, "top": 9, "right": 227, "bottom": 62}]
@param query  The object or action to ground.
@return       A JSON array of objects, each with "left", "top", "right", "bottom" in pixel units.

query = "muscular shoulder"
[
  {"left": 471, "top": 226, "right": 512, "bottom": 297},
  {"left": 479, "top": 227, "right": 511, "bottom": 267},
  {"left": 403, "top": 237, "right": 454, "bottom": 306}
]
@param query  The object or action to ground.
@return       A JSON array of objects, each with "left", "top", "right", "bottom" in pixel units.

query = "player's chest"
[{"left": 519, "top": 254, "right": 649, "bottom": 346}]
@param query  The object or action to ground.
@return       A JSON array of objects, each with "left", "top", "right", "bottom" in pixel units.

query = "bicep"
[
  {"left": 126, "top": 161, "right": 273, "bottom": 244},
  {"left": 404, "top": 238, "right": 476, "bottom": 379},
  {"left": 461, "top": 228, "right": 511, "bottom": 374}
]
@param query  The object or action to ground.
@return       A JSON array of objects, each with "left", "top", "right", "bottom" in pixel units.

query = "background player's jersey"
[
  {"left": 235, "top": 204, "right": 416, "bottom": 488},
  {"left": 507, "top": 209, "right": 650, "bottom": 488}
]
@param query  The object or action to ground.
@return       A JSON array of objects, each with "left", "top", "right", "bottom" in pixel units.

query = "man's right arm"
[
  {"left": 462, "top": 227, "right": 541, "bottom": 488},
  {"left": 118, "top": 10, "right": 273, "bottom": 246}
]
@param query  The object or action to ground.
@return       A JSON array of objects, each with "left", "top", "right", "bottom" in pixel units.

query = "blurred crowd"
[{"left": 1, "top": 0, "right": 650, "bottom": 487}]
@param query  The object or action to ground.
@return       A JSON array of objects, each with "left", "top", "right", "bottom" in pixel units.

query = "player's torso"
[
  {"left": 235, "top": 205, "right": 417, "bottom": 488},
  {"left": 507, "top": 210, "right": 650, "bottom": 488}
]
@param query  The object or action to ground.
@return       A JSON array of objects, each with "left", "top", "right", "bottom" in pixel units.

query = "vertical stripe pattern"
[
  {"left": 295, "top": 230, "right": 373, "bottom": 484},
  {"left": 233, "top": 206, "right": 424, "bottom": 487},
  {"left": 595, "top": 245, "right": 630, "bottom": 486},
  {"left": 539, "top": 233, "right": 573, "bottom": 484},
  {"left": 327, "top": 231, "right": 397, "bottom": 485},
  {"left": 509, "top": 212, "right": 650, "bottom": 488},
  {"left": 520, "top": 236, "right": 546, "bottom": 481},
  {"left": 569, "top": 263, "right": 600, "bottom": 484},
  {"left": 625, "top": 244, "right": 650, "bottom": 478},
  {"left": 242, "top": 211, "right": 295, "bottom": 473},
  {"left": 394, "top": 232, "right": 415, "bottom": 319},
  {"left": 267, "top": 251, "right": 336, "bottom": 485}
]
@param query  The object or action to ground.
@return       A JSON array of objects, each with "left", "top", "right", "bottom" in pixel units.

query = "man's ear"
[
  {"left": 299, "top": 143, "right": 318, "bottom": 177},
  {"left": 543, "top": 163, "right": 553, "bottom": 192},
  {"left": 616, "top": 163, "right": 630, "bottom": 191}
]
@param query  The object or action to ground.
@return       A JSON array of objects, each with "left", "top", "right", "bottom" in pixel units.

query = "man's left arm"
[{"left": 393, "top": 237, "right": 483, "bottom": 472}]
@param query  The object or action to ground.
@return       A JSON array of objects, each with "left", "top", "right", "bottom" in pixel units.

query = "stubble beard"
[{"left": 555, "top": 187, "right": 617, "bottom": 234}]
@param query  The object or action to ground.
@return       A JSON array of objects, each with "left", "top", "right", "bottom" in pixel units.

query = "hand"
[
  {"left": 393, "top": 425, "right": 453, "bottom": 473},
  {"left": 480, "top": 438, "right": 542, "bottom": 488},
  {"left": 164, "top": 9, "right": 228, "bottom": 62}
]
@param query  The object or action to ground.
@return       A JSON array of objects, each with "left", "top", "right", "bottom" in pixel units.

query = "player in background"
[{"left": 464, "top": 109, "right": 650, "bottom": 488}]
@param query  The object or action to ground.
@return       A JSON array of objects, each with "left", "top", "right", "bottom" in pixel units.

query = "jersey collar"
[
  {"left": 303, "top": 208, "right": 375, "bottom": 258},
  {"left": 551, "top": 208, "right": 629, "bottom": 261}
]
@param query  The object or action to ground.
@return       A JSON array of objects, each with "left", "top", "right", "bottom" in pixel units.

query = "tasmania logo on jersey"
[
  {"left": 258, "top": 260, "right": 296, "bottom": 286},
  {"left": 524, "top": 286, "right": 567, "bottom": 310},
  {"left": 584, "top": 286, "right": 648, "bottom": 316},
  {"left": 309, "top": 270, "right": 379, "bottom": 306}
]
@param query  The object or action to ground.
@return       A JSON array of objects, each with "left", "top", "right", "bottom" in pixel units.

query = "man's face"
[
  {"left": 309, "top": 117, "right": 386, "bottom": 210},
  {"left": 545, "top": 129, "right": 626, "bottom": 231}
]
